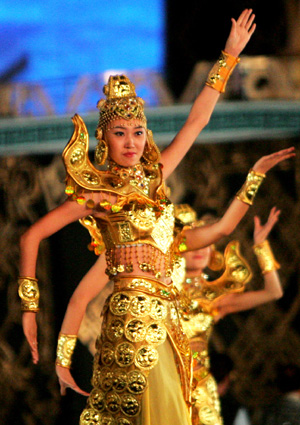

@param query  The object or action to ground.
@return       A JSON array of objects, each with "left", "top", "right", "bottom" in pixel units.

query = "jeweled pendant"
[
  {"left": 111, "top": 205, "right": 122, "bottom": 213},
  {"left": 100, "top": 200, "right": 112, "bottom": 210},
  {"left": 65, "top": 186, "right": 74, "bottom": 195},
  {"left": 76, "top": 196, "right": 86, "bottom": 205},
  {"left": 117, "top": 264, "right": 125, "bottom": 273},
  {"left": 86, "top": 199, "right": 95, "bottom": 209}
]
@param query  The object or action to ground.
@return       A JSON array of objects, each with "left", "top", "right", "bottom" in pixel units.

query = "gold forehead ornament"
[{"left": 97, "top": 74, "right": 147, "bottom": 131}]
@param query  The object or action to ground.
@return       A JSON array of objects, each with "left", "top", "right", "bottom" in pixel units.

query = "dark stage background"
[
  {"left": 1, "top": 1, "right": 300, "bottom": 425},
  {"left": 165, "top": 1, "right": 288, "bottom": 98}
]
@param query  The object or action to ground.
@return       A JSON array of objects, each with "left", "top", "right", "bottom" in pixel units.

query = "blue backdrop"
[{"left": 0, "top": 0, "right": 165, "bottom": 83}]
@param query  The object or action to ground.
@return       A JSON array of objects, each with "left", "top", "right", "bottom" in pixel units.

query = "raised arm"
[
  {"left": 184, "top": 147, "right": 295, "bottom": 250},
  {"left": 213, "top": 207, "right": 282, "bottom": 320},
  {"left": 55, "top": 254, "right": 109, "bottom": 396},
  {"left": 160, "top": 9, "right": 256, "bottom": 178},
  {"left": 19, "top": 199, "right": 94, "bottom": 364}
]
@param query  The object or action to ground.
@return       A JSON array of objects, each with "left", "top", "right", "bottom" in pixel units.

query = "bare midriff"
[{"left": 105, "top": 244, "right": 173, "bottom": 285}]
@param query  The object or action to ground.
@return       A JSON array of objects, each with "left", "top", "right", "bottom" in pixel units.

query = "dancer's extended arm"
[
  {"left": 214, "top": 207, "right": 282, "bottom": 319},
  {"left": 161, "top": 9, "right": 256, "bottom": 178},
  {"left": 184, "top": 148, "right": 295, "bottom": 250}
]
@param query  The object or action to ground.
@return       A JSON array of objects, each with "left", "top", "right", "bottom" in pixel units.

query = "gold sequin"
[
  {"left": 130, "top": 295, "right": 152, "bottom": 317},
  {"left": 120, "top": 394, "right": 140, "bottom": 417},
  {"left": 145, "top": 322, "right": 167, "bottom": 345},
  {"left": 89, "top": 389, "right": 105, "bottom": 412},
  {"left": 105, "top": 392, "right": 121, "bottom": 414},
  {"left": 150, "top": 298, "right": 168, "bottom": 320},
  {"left": 127, "top": 370, "right": 148, "bottom": 395},
  {"left": 112, "top": 369, "right": 128, "bottom": 393},
  {"left": 101, "top": 342, "right": 115, "bottom": 366},
  {"left": 110, "top": 293, "right": 131, "bottom": 315},
  {"left": 100, "top": 368, "right": 114, "bottom": 392},
  {"left": 106, "top": 318, "right": 125, "bottom": 341},
  {"left": 125, "top": 319, "right": 146, "bottom": 342},
  {"left": 135, "top": 346, "right": 158, "bottom": 370},
  {"left": 115, "top": 342, "right": 135, "bottom": 367},
  {"left": 80, "top": 407, "right": 101, "bottom": 425}
]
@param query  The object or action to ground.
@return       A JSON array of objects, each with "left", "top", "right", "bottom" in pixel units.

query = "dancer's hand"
[
  {"left": 56, "top": 364, "right": 90, "bottom": 396},
  {"left": 22, "top": 312, "right": 39, "bottom": 364},
  {"left": 224, "top": 9, "right": 256, "bottom": 57},
  {"left": 254, "top": 207, "right": 281, "bottom": 245},
  {"left": 252, "top": 147, "right": 295, "bottom": 174}
]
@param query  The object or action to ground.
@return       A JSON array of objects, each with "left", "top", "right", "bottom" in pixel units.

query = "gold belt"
[{"left": 113, "top": 275, "right": 176, "bottom": 300}]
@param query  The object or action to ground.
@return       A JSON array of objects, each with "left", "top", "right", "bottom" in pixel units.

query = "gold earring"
[
  {"left": 142, "top": 129, "right": 161, "bottom": 164},
  {"left": 208, "top": 245, "right": 224, "bottom": 271},
  {"left": 94, "top": 128, "right": 108, "bottom": 165}
]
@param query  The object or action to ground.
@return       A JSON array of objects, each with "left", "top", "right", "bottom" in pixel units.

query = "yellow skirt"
[
  {"left": 141, "top": 339, "right": 192, "bottom": 425},
  {"left": 80, "top": 276, "right": 192, "bottom": 425}
]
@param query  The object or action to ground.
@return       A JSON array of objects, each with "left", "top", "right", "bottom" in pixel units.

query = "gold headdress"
[
  {"left": 97, "top": 74, "right": 147, "bottom": 130},
  {"left": 174, "top": 204, "right": 224, "bottom": 271},
  {"left": 95, "top": 74, "right": 160, "bottom": 165}
]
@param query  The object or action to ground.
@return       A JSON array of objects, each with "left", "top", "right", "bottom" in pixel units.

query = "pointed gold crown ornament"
[
  {"left": 174, "top": 204, "right": 205, "bottom": 228},
  {"left": 97, "top": 74, "right": 147, "bottom": 131},
  {"left": 95, "top": 74, "right": 160, "bottom": 164},
  {"left": 174, "top": 204, "right": 224, "bottom": 271}
]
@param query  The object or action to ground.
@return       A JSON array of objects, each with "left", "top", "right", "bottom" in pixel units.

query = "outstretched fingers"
[
  {"left": 245, "top": 13, "right": 256, "bottom": 31},
  {"left": 237, "top": 8, "right": 251, "bottom": 26},
  {"left": 237, "top": 9, "right": 255, "bottom": 30},
  {"left": 59, "top": 377, "right": 90, "bottom": 397},
  {"left": 268, "top": 206, "right": 281, "bottom": 221},
  {"left": 56, "top": 365, "right": 90, "bottom": 397},
  {"left": 271, "top": 147, "right": 296, "bottom": 167},
  {"left": 266, "top": 207, "right": 281, "bottom": 230},
  {"left": 254, "top": 206, "right": 281, "bottom": 244},
  {"left": 253, "top": 147, "right": 295, "bottom": 174}
]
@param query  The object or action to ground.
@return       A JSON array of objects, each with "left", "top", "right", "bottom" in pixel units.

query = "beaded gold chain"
[{"left": 108, "top": 161, "right": 151, "bottom": 195}]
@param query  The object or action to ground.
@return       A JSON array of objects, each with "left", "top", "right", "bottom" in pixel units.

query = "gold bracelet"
[
  {"left": 253, "top": 240, "right": 280, "bottom": 274},
  {"left": 236, "top": 169, "right": 266, "bottom": 205},
  {"left": 205, "top": 51, "right": 240, "bottom": 93},
  {"left": 56, "top": 333, "right": 77, "bottom": 368},
  {"left": 18, "top": 276, "right": 40, "bottom": 312}
]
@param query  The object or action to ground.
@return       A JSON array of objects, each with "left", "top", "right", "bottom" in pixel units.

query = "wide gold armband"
[
  {"left": 18, "top": 276, "right": 40, "bottom": 312},
  {"left": 253, "top": 240, "right": 280, "bottom": 274},
  {"left": 56, "top": 333, "right": 77, "bottom": 368},
  {"left": 206, "top": 51, "right": 240, "bottom": 93},
  {"left": 236, "top": 169, "right": 266, "bottom": 205}
]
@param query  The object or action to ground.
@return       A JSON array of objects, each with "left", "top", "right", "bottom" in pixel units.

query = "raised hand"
[
  {"left": 252, "top": 147, "right": 295, "bottom": 174},
  {"left": 56, "top": 364, "right": 90, "bottom": 396},
  {"left": 224, "top": 9, "right": 256, "bottom": 57},
  {"left": 22, "top": 312, "right": 39, "bottom": 364},
  {"left": 254, "top": 207, "right": 280, "bottom": 245}
]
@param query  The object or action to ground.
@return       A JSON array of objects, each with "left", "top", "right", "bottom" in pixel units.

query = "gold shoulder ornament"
[
  {"left": 198, "top": 241, "right": 253, "bottom": 308},
  {"left": 62, "top": 114, "right": 104, "bottom": 193},
  {"left": 218, "top": 240, "right": 253, "bottom": 290},
  {"left": 79, "top": 215, "right": 105, "bottom": 256}
]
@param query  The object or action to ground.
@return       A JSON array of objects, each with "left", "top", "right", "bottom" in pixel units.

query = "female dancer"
[
  {"left": 176, "top": 205, "right": 282, "bottom": 425},
  {"left": 18, "top": 9, "right": 294, "bottom": 425}
]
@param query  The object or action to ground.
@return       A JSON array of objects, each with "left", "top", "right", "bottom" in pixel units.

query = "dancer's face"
[
  {"left": 183, "top": 246, "right": 212, "bottom": 272},
  {"left": 105, "top": 119, "right": 147, "bottom": 167}
]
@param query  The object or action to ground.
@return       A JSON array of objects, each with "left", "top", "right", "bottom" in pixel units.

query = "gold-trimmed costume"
[
  {"left": 177, "top": 241, "right": 252, "bottom": 425},
  {"left": 18, "top": 276, "right": 40, "bottom": 312},
  {"left": 80, "top": 276, "right": 192, "bottom": 425},
  {"left": 62, "top": 75, "right": 192, "bottom": 425},
  {"left": 253, "top": 240, "right": 280, "bottom": 274},
  {"left": 206, "top": 51, "right": 240, "bottom": 93}
]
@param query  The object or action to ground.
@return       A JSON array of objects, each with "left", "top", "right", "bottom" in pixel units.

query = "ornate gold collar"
[{"left": 107, "top": 160, "right": 151, "bottom": 195}]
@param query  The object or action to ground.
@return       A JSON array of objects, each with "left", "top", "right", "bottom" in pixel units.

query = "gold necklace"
[{"left": 108, "top": 161, "right": 150, "bottom": 195}]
